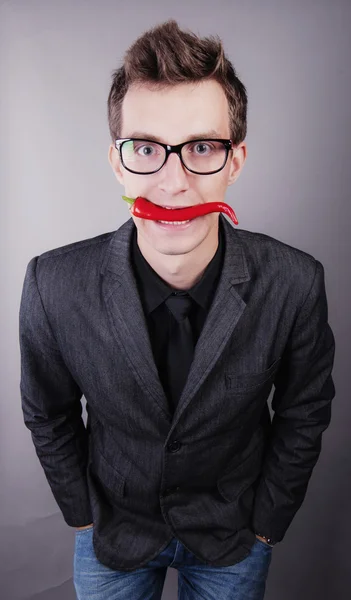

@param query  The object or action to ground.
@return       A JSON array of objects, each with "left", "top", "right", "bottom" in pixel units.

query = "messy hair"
[{"left": 107, "top": 19, "right": 247, "bottom": 145}]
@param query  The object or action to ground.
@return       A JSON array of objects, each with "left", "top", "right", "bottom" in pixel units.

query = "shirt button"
[{"left": 167, "top": 440, "right": 181, "bottom": 452}]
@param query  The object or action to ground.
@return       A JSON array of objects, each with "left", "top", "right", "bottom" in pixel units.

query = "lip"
[{"left": 154, "top": 218, "right": 196, "bottom": 230}]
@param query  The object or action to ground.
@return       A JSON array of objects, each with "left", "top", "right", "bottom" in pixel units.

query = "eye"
[
  {"left": 134, "top": 143, "right": 161, "bottom": 156},
  {"left": 188, "top": 142, "right": 214, "bottom": 155}
]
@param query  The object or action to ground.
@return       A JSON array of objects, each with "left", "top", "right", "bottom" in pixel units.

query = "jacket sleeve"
[
  {"left": 252, "top": 259, "right": 336, "bottom": 543},
  {"left": 19, "top": 256, "right": 93, "bottom": 528}
]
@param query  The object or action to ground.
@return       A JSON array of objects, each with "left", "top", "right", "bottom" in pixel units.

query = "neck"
[{"left": 137, "top": 223, "right": 219, "bottom": 290}]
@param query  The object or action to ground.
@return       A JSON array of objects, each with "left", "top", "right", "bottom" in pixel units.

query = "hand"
[
  {"left": 75, "top": 523, "right": 93, "bottom": 530},
  {"left": 255, "top": 534, "right": 270, "bottom": 545}
]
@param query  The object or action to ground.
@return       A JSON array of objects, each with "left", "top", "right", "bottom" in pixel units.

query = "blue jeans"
[{"left": 73, "top": 527, "right": 273, "bottom": 599}]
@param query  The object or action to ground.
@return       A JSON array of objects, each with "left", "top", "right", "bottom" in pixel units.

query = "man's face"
[{"left": 108, "top": 79, "right": 246, "bottom": 258}]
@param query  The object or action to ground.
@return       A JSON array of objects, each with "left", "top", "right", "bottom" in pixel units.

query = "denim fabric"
[{"left": 74, "top": 528, "right": 272, "bottom": 600}]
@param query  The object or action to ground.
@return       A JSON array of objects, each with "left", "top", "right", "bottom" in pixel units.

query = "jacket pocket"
[
  {"left": 225, "top": 357, "right": 281, "bottom": 392},
  {"left": 91, "top": 449, "right": 126, "bottom": 499},
  {"left": 216, "top": 434, "right": 264, "bottom": 503}
]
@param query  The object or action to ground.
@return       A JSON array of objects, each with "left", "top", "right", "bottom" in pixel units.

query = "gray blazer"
[{"left": 19, "top": 214, "right": 335, "bottom": 571}]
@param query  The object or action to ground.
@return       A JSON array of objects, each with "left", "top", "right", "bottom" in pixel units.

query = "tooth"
[{"left": 159, "top": 220, "right": 190, "bottom": 224}]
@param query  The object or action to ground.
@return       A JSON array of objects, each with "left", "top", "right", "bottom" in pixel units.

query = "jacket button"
[{"left": 167, "top": 440, "right": 181, "bottom": 453}]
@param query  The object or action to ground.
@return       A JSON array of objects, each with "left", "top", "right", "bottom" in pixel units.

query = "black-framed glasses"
[{"left": 114, "top": 138, "right": 235, "bottom": 175}]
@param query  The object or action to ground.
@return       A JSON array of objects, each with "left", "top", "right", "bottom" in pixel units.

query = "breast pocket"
[{"left": 224, "top": 357, "right": 281, "bottom": 392}]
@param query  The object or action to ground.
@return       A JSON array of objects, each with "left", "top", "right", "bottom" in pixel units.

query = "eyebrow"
[{"left": 125, "top": 130, "right": 224, "bottom": 143}]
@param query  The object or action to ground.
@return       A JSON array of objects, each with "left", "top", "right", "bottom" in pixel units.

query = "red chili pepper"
[{"left": 122, "top": 196, "right": 238, "bottom": 225}]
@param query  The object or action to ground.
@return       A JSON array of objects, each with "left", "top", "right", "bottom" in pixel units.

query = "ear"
[
  {"left": 108, "top": 144, "right": 124, "bottom": 186},
  {"left": 227, "top": 142, "right": 247, "bottom": 186}
]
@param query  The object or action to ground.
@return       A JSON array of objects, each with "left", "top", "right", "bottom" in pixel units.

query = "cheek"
[
  {"left": 122, "top": 170, "right": 152, "bottom": 194},
  {"left": 199, "top": 177, "right": 228, "bottom": 202}
]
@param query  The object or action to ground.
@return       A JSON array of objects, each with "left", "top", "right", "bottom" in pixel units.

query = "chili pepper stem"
[{"left": 122, "top": 195, "right": 135, "bottom": 206}]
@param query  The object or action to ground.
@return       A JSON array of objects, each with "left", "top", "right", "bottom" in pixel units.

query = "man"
[{"left": 19, "top": 19, "right": 335, "bottom": 600}]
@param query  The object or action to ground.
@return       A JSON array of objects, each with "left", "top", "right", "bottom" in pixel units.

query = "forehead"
[{"left": 121, "top": 79, "right": 230, "bottom": 143}]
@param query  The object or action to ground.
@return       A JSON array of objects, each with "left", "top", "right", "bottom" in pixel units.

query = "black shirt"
[{"left": 131, "top": 219, "right": 225, "bottom": 404}]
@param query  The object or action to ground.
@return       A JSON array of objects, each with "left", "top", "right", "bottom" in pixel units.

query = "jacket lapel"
[
  {"left": 100, "top": 215, "right": 251, "bottom": 425},
  {"left": 100, "top": 219, "right": 170, "bottom": 420},
  {"left": 173, "top": 215, "right": 251, "bottom": 425}
]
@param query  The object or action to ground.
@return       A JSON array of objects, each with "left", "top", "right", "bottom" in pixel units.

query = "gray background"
[{"left": 1, "top": 0, "right": 350, "bottom": 598}]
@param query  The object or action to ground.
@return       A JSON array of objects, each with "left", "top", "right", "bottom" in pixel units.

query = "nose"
[{"left": 158, "top": 152, "right": 190, "bottom": 196}]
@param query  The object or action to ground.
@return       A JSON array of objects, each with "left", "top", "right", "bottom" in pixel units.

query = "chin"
[
  {"left": 135, "top": 215, "right": 216, "bottom": 253},
  {"left": 155, "top": 242, "right": 199, "bottom": 256},
  {"left": 153, "top": 232, "right": 208, "bottom": 256}
]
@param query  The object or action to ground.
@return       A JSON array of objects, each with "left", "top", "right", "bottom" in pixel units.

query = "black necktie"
[{"left": 165, "top": 292, "right": 195, "bottom": 410}]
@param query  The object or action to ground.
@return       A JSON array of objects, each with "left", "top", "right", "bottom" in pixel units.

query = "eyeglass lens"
[{"left": 121, "top": 140, "right": 227, "bottom": 174}]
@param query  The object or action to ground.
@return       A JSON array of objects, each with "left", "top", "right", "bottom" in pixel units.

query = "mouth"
[
  {"left": 155, "top": 219, "right": 194, "bottom": 227},
  {"left": 157, "top": 217, "right": 192, "bottom": 222},
  {"left": 158, "top": 205, "right": 196, "bottom": 210},
  {"left": 153, "top": 204, "right": 198, "bottom": 226}
]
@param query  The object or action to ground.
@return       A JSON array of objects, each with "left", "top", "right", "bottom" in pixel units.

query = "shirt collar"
[{"left": 131, "top": 219, "right": 225, "bottom": 315}]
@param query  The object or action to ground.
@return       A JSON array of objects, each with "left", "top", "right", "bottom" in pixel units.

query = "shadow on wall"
[
  {"left": 1, "top": 513, "right": 75, "bottom": 600},
  {"left": 28, "top": 579, "right": 75, "bottom": 600}
]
